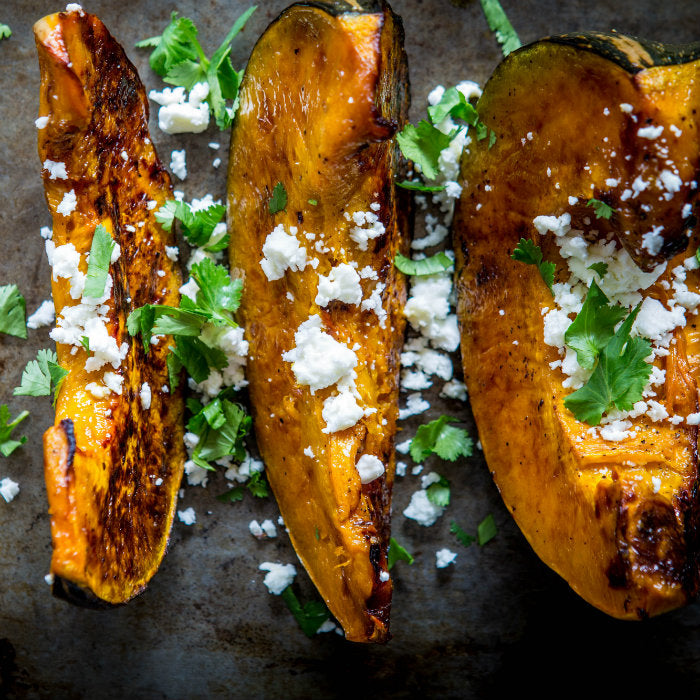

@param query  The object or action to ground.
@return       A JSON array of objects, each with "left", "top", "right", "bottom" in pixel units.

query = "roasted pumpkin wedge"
[
  {"left": 455, "top": 33, "right": 700, "bottom": 619},
  {"left": 35, "top": 7, "right": 185, "bottom": 605},
  {"left": 227, "top": 1, "right": 409, "bottom": 642}
]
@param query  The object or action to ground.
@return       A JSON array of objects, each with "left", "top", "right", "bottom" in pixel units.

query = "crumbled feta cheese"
[
  {"left": 396, "top": 439, "right": 411, "bottom": 455},
  {"left": 435, "top": 548, "right": 457, "bottom": 568},
  {"left": 403, "top": 488, "right": 443, "bottom": 526},
  {"left": 43, "top": 159, "right": 68, "bottom": 180},
  {"left": 212, "top": 157, "right": 221, "bottom": 169},
  {"left": 641, "top": 226, "right": 665, "bottom": 256},
  {"left": 249, "top": 519, "right": 264, "bottom": 538},
  {"left": 651, "top": 476, "right": 661, "bottom": 493},
  {"left": 86, "top": 381, "right": 110, "bottom": 399},
  {"left": 56, "top": 189, "right": 77, "bottom": 217},
  {"left": 400, "top": 369, "right": 432, "bottom": 392},
  {"left": 65, "top": 3, "right": 84, "bottom": 14},
  {"left": 322, "top": 390, "right": 364, "bottom": 433},
  {"left": 304, "top": 446, "right": 315, "bottom": 458},
  {"left": 259, "top": 562, "right": 296, "bottom": 595},
  {"left": 399, "top": 393, "right": 430, "bottom": 420},
  {"left": 0, "top": 478, "right": 19, "bottom": 503},
  {"left": 282, "top": 314, "right": 357, "bottom": 393},
  {"left": 178, "top": 507, "right": 196, "bottom": 525},
  {"left": 637, "top": 124, "right": 664, "bottom": 139},
  {"left": 687, "top": 412, "right": 700, "bottom": 425},
  {"left": 35, "top": 116, "right": 49, "bottom": 129},
  {"left": 260, "top": 224, "right": 307, "bottom": 280},
  {"left": 152, "top": 82, "right": 210, "bottom": 134},
  {"left": 165, "top": 246, "right": 179, "bottom": 261},
  {"left": 349, "top": 210, "right": 385, "bottom": 251},
  {"left": 261, "top": 519, "right": 277, "bottom": 538},
  {"left": 355, "top": 454, "right": 385, "bottom": 484},
  {"left": 620, "top": 103, "right": 634, "bottom": 113},
  {"left": 315, "top": 263, "right": 362, "bottom": 306},
  {"left": 103, "top": 371, "right": 124, "bottom": 395},
  {"left": 396, "top": 461, "right": 407, "bottom": 477},
  {"left": 170, "top": 149, "right": 187, "bottom": 180},
  {"left": 139, "top": 382, "right": 152, "bottom": 410},
  {"left": 40, "top": 226, "right": 53, "bottom": 240},
  {"left": 440, "top": 379, "right": 467, "bottom": 402},
  {"left": 27, "top": 300, "right": 55, "bottom": 329},
  {"left": 179, "top": 278, "right": 200, "bottom": 301}
]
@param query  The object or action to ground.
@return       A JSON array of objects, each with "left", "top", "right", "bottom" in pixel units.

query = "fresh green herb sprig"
[
  {"left": 450, "top": 520, "right": 476, "bottom": 547},
  {"left": 0, "top": 285, "right": 27, "bottom": 339},
  {"left": 588, "top": 262, "right": 608, "bottom": 279},
  {"left": 564, "top": 302, "right": 652, "bottom": 425},
  {"left": 14, "top": 349, "right": 68, "bottom": 406},
  {"left": 511, "top": 238, "right": 556, "bottom": 293},
  {"left": 0, "top": 24, "right": 11, "bottom": 40},
  {"left": 477, "top": 514, "right": 498, "bottom": 546},
  {"left": 388, "top": 536, "right": 414, "bottom": 569},
  {"left": 396, "top": 180, "right": 445, "bottom": 193},
  {"left": 136, "top": 7, "right": 256, "bottom": 129},
  {"left": 269, "top": 182, "right": 287, "bottom": 215},
  {"left": 426, "top": 475, "right": 451, "bottom": 507},
  {"left": 83, "top": 225, "right": 116, "bottom": 299},
  {"left": 280, "top": 587, "right": 330, "bottom": 638},
  {"left": 156, "top": 199, "right": 228, "bottom": 251},
  {"left": 479, "top": 0, "right": 521, "bottom": 57},
  {"left": 587, "top": 198, "right": 615, "bottom": 220},
  {"left": 0, "top": 406, "right": 28, "bottom": 457},
  {"left": 394, "top": 252, "right": 453, "bottom": 276},
  {"left": 410, "top": 415, "right": 473, "bottom": 463}
]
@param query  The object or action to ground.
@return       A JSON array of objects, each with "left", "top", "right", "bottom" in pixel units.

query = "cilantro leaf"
[
  {"left": 450, "top": 520, "right": 476, "bottom": 547},
  {"left": 166, "top": 351, "right": 183, "bottom": 392},
  {"left": 0, "top": 24, "right": 11, "bottom": 40},
  {"left": 134, "top": 36, "right": 160, "bottom": 49},
  {"left": 488, "top": 129, "right": 497, "bottom": 149},
  {"left": 511, "top": 238, "right": 555, "bottom": 293},
  {"left": 395, "top": 180, "right": 445, "bottom": 193},
  {"left": 0, "top": 285, "right": 27, "bottom": 339},
  {"left": 388, "top": 536, "right": 414, "bottom": 570},
  {"left": 394, "top": 252, "right": 453, "bottom": 276},
  {"left": 396, "top": 120, "right": 454, "bottom": 181},
  {"left": 696, "top": 247, "right": 700, "bottom": 266},
  {"left": 587, "top": 198, "right": 615, "bottom": 220},
  {"left": 269, "top": 182, "right": 287, "bottom": 215},
  {"left": 172, "top": 336, "right": 227, "bottom": 384},
  {"left": 217, "top": 486, "right": 244, "bottom": 503},
  {"left": 189, "top": 398, "right": 250, "bottom": 469},
  {"left": 155, "top": 200, "right": 225, "bottom": 248},
  {"left": 144, "top": 13, "right": 202, "bottom": 77},
  {"left": 247, "top": 470, "right": 270, "bottom": 498},
  {"left": 564, "top": 280, "right": 627, "bottom": 370},
  {"left": 0, "top": 406, "right": 28, "bottom": 457},
  {"left": 280, "top": 587, "right": 330, "bottom": 638},
  {"left": 588, "top": 262, "right": 608, "bottom": 279},
  {"left": 165, "top": 60, "right": 207, "bottom": 91},
  {"left": 477, "top": 514, "right": 498, "bottom": 546},
  {"left": 190, "top": 258, "right": 243, "bottom": 324},
  {"left": 83, "top": 225, "right": 115, "bottom": 299},
  {"left": 410, "top": 415, "right": 473, "bottom": 462},
  {"left": 479, "top": 0, "right": 521, "bottom": 57},
  {"left": 14, "top": 349, "right": 68, "bottom": 405},
  {"left": 564, "top": 304, "right": 652, "bottom": 425},
  {"left": 428, "top": 86, "right": 479, "bottom": 126},
  {"left": 426, "top": 476, "right": 451, "bottom": 507}
]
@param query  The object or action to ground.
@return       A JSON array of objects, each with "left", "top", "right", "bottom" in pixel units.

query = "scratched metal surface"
[{"left": 2, "top": 0, "right": 700, "bottom": 697}]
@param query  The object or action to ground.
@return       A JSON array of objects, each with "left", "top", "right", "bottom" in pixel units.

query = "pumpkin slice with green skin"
[
  {"left": 35, "top": 7, "right": 185, "bottom": 606},
  {"left": 454, "top": 33, "right": 700, "bottom": 619},
  {"left": 227, "top": 1, "right": 409, "bottom": 642}
]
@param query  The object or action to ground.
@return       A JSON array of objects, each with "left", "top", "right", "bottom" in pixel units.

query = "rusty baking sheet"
[{"left": 2, "top": 0, "right": 700, "bottom": 697}]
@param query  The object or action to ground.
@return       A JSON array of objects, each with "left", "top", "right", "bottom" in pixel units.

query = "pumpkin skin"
[
  {"left": 227, "top": 1, "right": 409, "bottom": 642},
  {"left": 35, "top": 9, "right": 185, "bottom": 606},
  {"left": 454, "top": 33, "right": 700, "bottom": 619}
]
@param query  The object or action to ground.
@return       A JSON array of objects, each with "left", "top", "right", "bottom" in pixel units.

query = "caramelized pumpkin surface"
[
  {"left": 227, "top": 1, "right": 409, "bottom": 642},
  {"left": 35, "top": 8, "right": 185, "bottom": 605},
  {"left": 455, "top": 34, "right": 700, "bottom": 619}
]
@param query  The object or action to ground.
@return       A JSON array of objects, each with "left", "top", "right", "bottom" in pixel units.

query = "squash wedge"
[
  {"left": 454, "top": 33, "right": 700, "bottom": 619},
  {"left": 227, "top": 1, "right": 409, "bottom": 642},
  {"left": 35, "top": 8, "right": 185, "bottom": 606}
]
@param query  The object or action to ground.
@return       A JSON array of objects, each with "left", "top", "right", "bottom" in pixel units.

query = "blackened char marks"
[{"left": 59, "top": 418, "right": 76, "bottom": 474}]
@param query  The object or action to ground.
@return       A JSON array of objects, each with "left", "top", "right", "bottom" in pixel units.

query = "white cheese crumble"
[
  {"left": 403, "top": 488, "right": 444, "bottom": 526},
  {"left": 435, "top": 548, "right": 457, "bottom": 568},
  {"left": 355, "top": 454, "right": 385, "bottom": 484},
  {"left": 150, "top": 82, "right": 210, "bottom": 134},
  {"left": 399, "top": 393, "right": 430, "bottom": 420},
  {"left": 282, "top": 314, "right": 357, "bottom": 393},
  {"left": 304, "top": 446, "right": 315, "bottom": 458},
  {"left": 440, "top": 379, "right": 468, "bottom": 402},
  {"left": 178, "top": 507, "right": 196, "bottom": 525},
  {"left": 43, "top": 159, "right": 68, "bottom": 180},
  {"left": 170, "top": 149, "right": 187, "bottom": 180},
  {"left": 260, "top": 224, "right": 307, "bottom": 281},
  {"left": 637, "top": 124, "right": 664, "bottom": 139},
  {"left": 139, "top": 382, "right": 152, "bottom": 410},
  {"left": 315, "top": 263, "right": 362, "bottom": 306},
  {"left": 35, "top": 116, "right": 49, "bottom": 129},
  {"left": 259, "top": 562, "right": 296, "bottom": 595},
  {"left": 322, "top": 390, "right": 364, "bottom": 433},
  {"left": 27, "top": 300, "right": 55, "bottom": 329},
  {"left": 348, "top": 210, "right": 385, "bottom": 251},
  {"left": 56, "top": 189, "right": 77, "bottom": 217},
  {"left": 0, "top": 478, "right": 19, "bottom": 503}
]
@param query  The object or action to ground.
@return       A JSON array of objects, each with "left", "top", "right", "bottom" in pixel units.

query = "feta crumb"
[
  {"left": 178, "top": 507, "right": 196, "bottom": 525},
  {"left": 261, "top": 519, "right": 277, "bottom": 538},
  {"left": 165, "top": 246, "right": 179, "bottom": 261},
  {"left": 43, "top": 159, "right": 68, "bottom": 180},
  {"left": 403, "top": 488, "right": 443, "bottom": 526},
  {"left": 260, "top": 224, "right": 307, "bottom": 280},
  {"left": 349, "top": 210, "right": 385, "bottom": 251},
  {"left": 44, "top": 573, "right": 54, "bottom": 585},
  {"left": 65, "top": 3, "right": 85, "bottom": 14},
  {"left": 440, "top": 379, "right": 467, "bottom": 402},
  {"left": 651, "top": 476, "right": 661, "bottom": 493},
  {"left": 86, "top": 381, "right": 110, "bottom": 399},
  {"left": 153, "top": 82, "right": 210, "bottom": 134},
  {"left": 396, "top": 439, "right": 412, "bottom": 454},
  {"left": 399, "top": 393, "right": 430, "bottom": 420},
  {"left": 379, "top": 570, "right": 390, "bottom": 582},
  {"left": 435, "top": 548, "right": 457, "bottom": 568},
  {"left": 35, "top": 116, "right": 49, "bottom": 129},
  {"left": 56, "top": 189, "right": 77, "bottom": 217},
  {"left": 27, "top": 300, "right": 55, "bottom": 329},
  {"left": 212, "top": 158, "right": 221, "bottom": 169},
  {"left": 396, "top": 461, "right": 407, "bottom": 477},
  {"left": 139, "top": 382, "right": 152, "bottom": 410},
  {"left": 259, "top": 561, "right": 296, "bottom": 595},
  {"left": 209, "top": 142, "right": 220, "bottom": 150},
  {"left": 322, "top": 390, "right": 364, "bottom": 433},
  {"left": 355, "top": 454, "right": 385, "bottom": 484},
  {"left": 315, "top": 263, "right": 362, "bottom": 306},
  {"left": 303, "top": 446, "right": 315, "bottom": 458},
  {"left": 40, "top": 226, "right": 53, "bottom": 240},
  {"left": 620, "top": 103, "right": 634, "bottom": 113},
  {"left": 0, "top": 478, "right": 19, "bottom": 503},
  {"left": 317, "top": 620, "right": 338, "bottom": 634},
  {"left": 282, "top": 315, "right": 357, "bottom": 393},
  {"left": 638, "top": 124, "right": 664, "bottom": 140},
  {"left": 687, "top": 413, "right": 700, "bottom": 425},
  {"left": 249, "top": 519, "right": 264, "bottom": 538},
  {"left": 103, "top": 371, "right": 124, "bottom": 395},
  {"left": 170, "top": 149, "right": 187, "bottom": 180}
]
